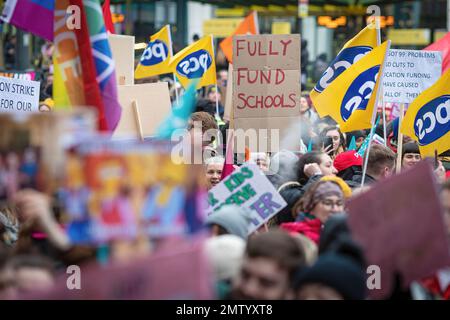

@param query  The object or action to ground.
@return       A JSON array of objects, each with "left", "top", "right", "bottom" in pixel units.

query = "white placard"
[
  {"left": 0, "top": 76, "right": 40, "bottom": 113},
  {"left": 206, "top": 163, "right": 287, "bottom": 235},
  {"left": 383, "top": 49, "right": 442, "bottom": 104}
]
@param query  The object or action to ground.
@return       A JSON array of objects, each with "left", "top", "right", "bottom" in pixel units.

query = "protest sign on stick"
[
  {"left": 347, "top": 161, "right": 450, "bottom": 299},
  {"left": 113, "top": 82, "right": 172, "bottom": 139},
  {"left": 0, "top": 76, "right": 40, "bottom": 113},
  {"left": 383, "top": 49, "right": 442, "bottom": 104},
  {"left": 206, "top": 163, "right": 287, "bottom": 235},
  {"left": 108, "top": 34, "right": 135, "bottom": 86},
  {"left": 232, "top": 34, "right": 301, "bottom": 153}
]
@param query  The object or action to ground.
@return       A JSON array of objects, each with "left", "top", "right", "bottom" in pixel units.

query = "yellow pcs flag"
[
  {"left": 312, "top": 41, "right": 389, "bottom": 133},
  {"left": 311, "top": 22, "right": 378, "bottom": 117},
  {"left": 170, "top": 35, "right": 217, "bottom": 89},
  {"left": 135, "top": 25, "right": 173, "bottom": 79},
  {"left": 401, "top": 69, "right": 450, "bottom": 157}
]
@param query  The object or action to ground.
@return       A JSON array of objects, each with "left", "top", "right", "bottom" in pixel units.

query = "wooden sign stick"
[{"left": 132, "top": 100, "right": 144, "bottom": 141}]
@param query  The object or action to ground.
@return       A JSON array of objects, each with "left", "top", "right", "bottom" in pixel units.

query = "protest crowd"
[{"left": 1, "top": 0, "right": 450, "bottom": 301}]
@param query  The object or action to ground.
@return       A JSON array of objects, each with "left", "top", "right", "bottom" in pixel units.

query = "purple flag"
[{"left": 1, "top": 0, "right": 54, "bottom": 41}]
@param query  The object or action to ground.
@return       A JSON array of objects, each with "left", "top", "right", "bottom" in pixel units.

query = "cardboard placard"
[
  {"left": 383, "top": 49, "right": 442, "bottom": 103},
  {"left": 347, "top": 161, "right": 450, "bottom": 299},
  {"left": 0, "top": 76, "right": 40, "bottom": 113},
  {"left": 223, "top": 63, "right": 233, "bottom": 122},
  {"left": 113, "top": 82, "right": 172, "bottom": 139},
  {"left": 62, "top": 140, "right": 206, "bottom": 244},
  {"left": 232, "top": 35, "right": 301, "bottom": 152},
  {"left": 22, "top": 239, "right": 213, "bottom": 300},
  {"left": 108, "top": 34, "right": 135, "bottom": 85},
  {"left": 206, "top": 163, "right": 287, "bottom": 234}
]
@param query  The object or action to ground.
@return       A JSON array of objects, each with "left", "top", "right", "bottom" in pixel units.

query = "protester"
[
  {"left": 347, "top": 144, "right": 396, "bottom": 186},
  {"left": 204, "top": 235, "right": 246, "bottom": 299},
  {"left": 333, "top": 150, "right": 363, "bottom": 183},
  {"left": 292, "top": 253, "right": 366, "bottom": 300},
  {"left": 296, "top": 151, "right": 338, "bottom": 187},
  {"left": 231, "top": 230, "right": 306, "bottom": 300},
  {"left": 401, "top": 142, "right": 422, "bottom": 170},
  {"left": 280, "top": 179, "right": 350, "bottom": 244},
  {"left": 204, "top": 156, "right": 224, "bottom": 190},
  {"left": 320, "top": 126, "right": 346, "bottom": 158},
  {"left": 299, "top": 93, "right": 319, "bottom": 124},
  {"left": 205, "top": 205, "right": 252, "bottom": 240},
  {"left": 249, "top": 152, "right": 270, "bottom": 172}
]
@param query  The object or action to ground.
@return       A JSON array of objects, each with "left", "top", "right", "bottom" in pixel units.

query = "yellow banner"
[
  {"left": 387, "top": 29, "right": 431, "bottom": 46},
  {"left": 401, "top": 69, "right": 450, "bottom": 156},
  {"left": 135, "top": 25, "right": 173, "bottom": 79},
  {"left": 170, "top": 35, "right": 217, "bottom": 89}
]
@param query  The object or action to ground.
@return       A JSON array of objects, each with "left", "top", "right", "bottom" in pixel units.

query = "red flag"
[
  {"left": 424, "top": 32, "right": 450, "bottom": 73},
  {"left": 102, "top": 0, "right": 115, "bottom": 34},
  {"left": 70, "top": 0, "right": 107, "bottom": 130},
  {"left": 220, "top": 131, "right": 235, "bottom": 180}
]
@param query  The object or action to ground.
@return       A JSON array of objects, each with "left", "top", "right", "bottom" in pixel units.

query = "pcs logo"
[
  {"left": 340, "top": 65, "right": 380, "bottom": 122},
  {"left": 176, "top": 50, "right": 212, "bottom": 79},
  {"left": 414, "top": 95, "right": 450, "bottom": 145},
  {"left": 140, "top": 40, "right": 169, "bottom": 66},
  {"left": 314, "top": 46, "right": 372, "bottom": 93}
]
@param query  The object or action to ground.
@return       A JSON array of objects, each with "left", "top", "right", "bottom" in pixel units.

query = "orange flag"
[{"left": 219, "top": 11, "right": 259, "bottom": 63}]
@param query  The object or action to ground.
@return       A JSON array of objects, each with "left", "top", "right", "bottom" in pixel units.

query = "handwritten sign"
[
  {"left": 0, "top": 76, "right": 40, "bottom": 113},
  {"left": 347, "top": 161, "right": 450, "bottom": 299},
  {"left": 383, "top": 49, "right": 442, "bottom": 104},
  {"left": 206, "top": 163, "right": 287, "bottom": 234},
  {"left": 0, "top": 71, "right": 36, "bottom": 81},
  {"left": 232, "top": 34, "right": 301, "bottom": 152}
]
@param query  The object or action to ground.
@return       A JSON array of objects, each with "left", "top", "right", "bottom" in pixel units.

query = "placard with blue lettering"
[
  {"left": 383, "top": 49, "right": 442, "bottom": 104},
  {"left": 206, "top": 163, "right": 287, "bottom": 235},
  {"left": 0, "top": 76, "right": 40, "bottom": 113}
]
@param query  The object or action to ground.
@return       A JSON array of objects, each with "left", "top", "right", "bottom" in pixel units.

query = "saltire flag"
[
  {"left": 219, "top": 11, "right": 259, "bottom": 64},
  {"left": 1, "top": 0, "right": 54, "bottom": 41},
  {"left": 83, "top": 0, "right": 122, "bottom": 131},
  {"left": 135, "top": 25, "right": 173, "bottom": 79},
  {"left": 312, "top": 41, "right": 390, "bottom": 133},
  {"left": 169, "top": 35, "right": 216, "bottom": 89},
  {"left": 310, "top": 22, "right": 378, "bottom": 117},
  {"left": 401, "top": 69, "right": 450, "bottom": 157}
]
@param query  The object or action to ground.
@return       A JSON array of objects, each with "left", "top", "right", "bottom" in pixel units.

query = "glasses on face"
[
  {"left": 320, "top": 199, "right": 344, "bottom": 209},
  {"left": 404, "top": 154, "right": 421, "bottom": 161}
]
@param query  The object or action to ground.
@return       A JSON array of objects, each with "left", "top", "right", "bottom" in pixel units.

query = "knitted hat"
[
  {"left": 205, "top": 205, "right": 253, "bottom": 239},
  {"left": 204, "top": 234, "right": 246, "bottom": 281},
  {"left": 293, "top": 253, "right": 367, "bottom": 300}
]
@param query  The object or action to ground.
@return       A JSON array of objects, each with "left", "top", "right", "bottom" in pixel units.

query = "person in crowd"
[
  {"left": 401, "top": 142, "right": 422, "bottom": 171},
  {"left": 347, "top": 144, "right": 396, "bottom": 186},
  {"left": 188, "top": 111, "right": 220, "bottom": 160},
  {"left": 299, "top": 93, "right": 319, "bottom": 124},
  {"left": 206, "top": 86, "right": 224, "bottom": 119},
  {"left": 292, "top": 253, "right": 366, "bottom": 300},
  {"left": 231, "top": 230, "right": 306, "bottom": 300},
  {"left": 320, "top": 126, "right": 346, "bottom": 158},
  {"left": 205, "top": 205, "right": 252, "bottom": 240},
  {"left": 280, "top": 178, "right": 350, "bottom": 244},
  {"left": 346, "top": 130, "right": 367, "bottom": 150},
  {"left": 0, "top": 254, "right": 56, "bottom": 299},
  {"left": 204, "top": 234, "right": 246, "bottom": 299},
  {"left": 333, "top": 150, "right": 363, "bottom": 183},
  {"left": 296, "top": 151, "right": 338, "bottom": 187},
  {"left": 249, "top": 152, "right": 269, "bottom": 172},
  {"left": 204, "top": 156, "right": 224, "bottom": 190}
]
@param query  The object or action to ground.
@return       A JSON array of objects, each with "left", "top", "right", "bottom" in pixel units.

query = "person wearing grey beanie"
[{"left": 205, "top": 205, "right": 253, "bottom": 240}]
